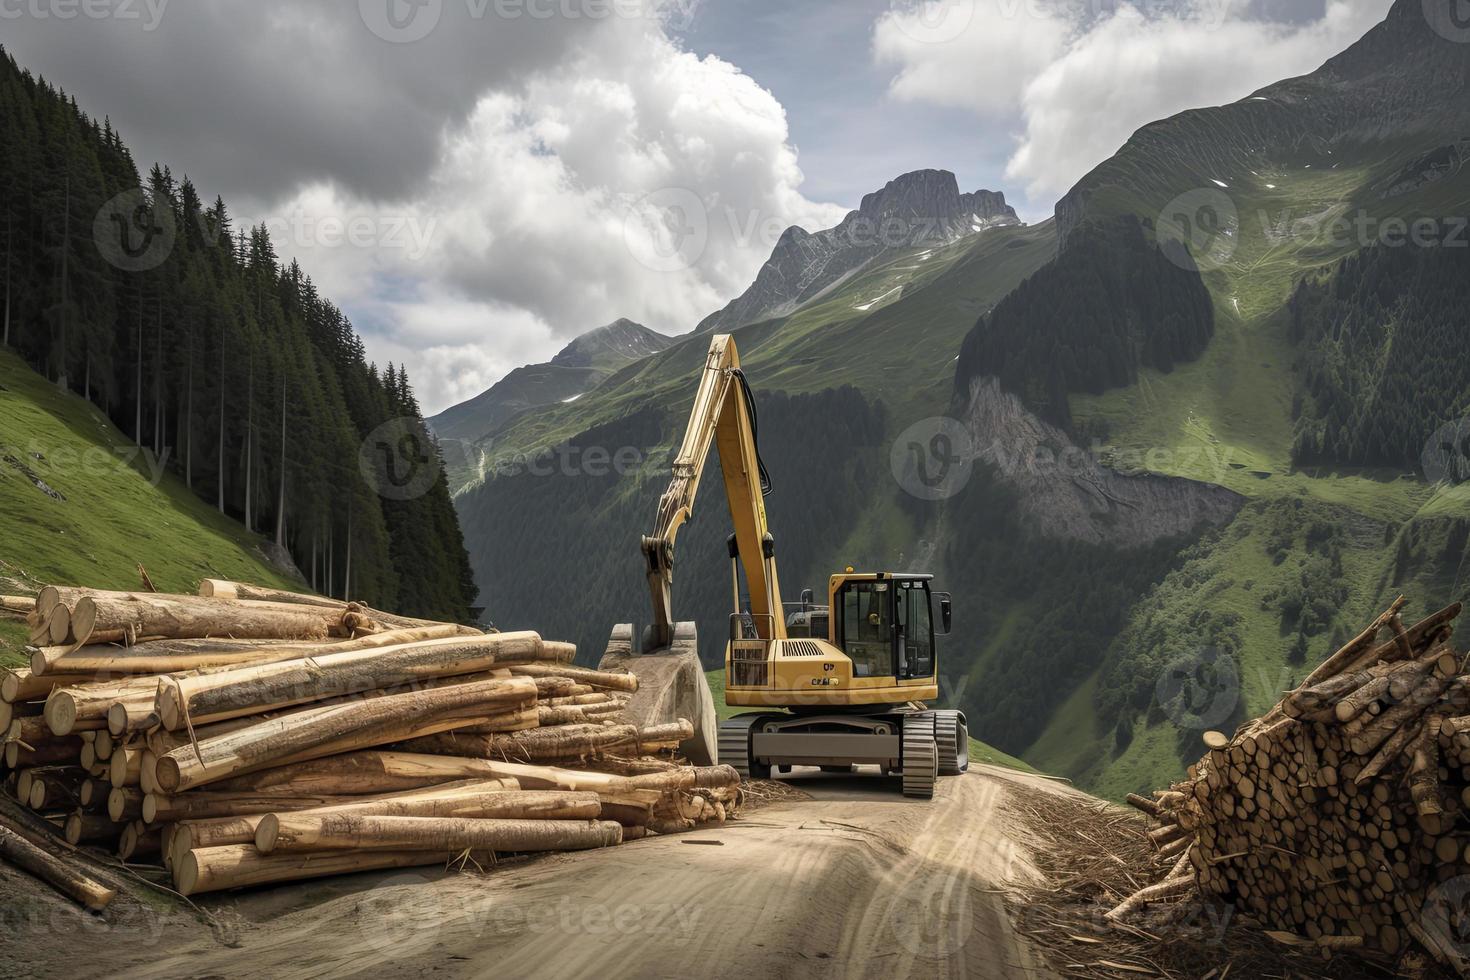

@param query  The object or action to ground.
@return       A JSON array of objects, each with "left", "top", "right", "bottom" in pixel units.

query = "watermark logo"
[
  {"left": 94, "top": 189, "right": 177, "bottom": 273},
  {"left": 1423, "top": 876, "right": 1470, "bottom": 960},
  {"left": 357, "top": 873, "right": 444, "bottom": 957},
  {"left": 888, "top": 875, "right": 975, "bottom": 958},
  {"left": 360, "top": 0, "right": 443, "bottom": 43},
  {"left": 1157, "top": 188, "right": 1239, "bottom": 273},
  {"left": 888, "top": 0, "right": 974, "bottom": 45},
  {"left": 1422, "top": 418, "right": 1470, "bottom": 485},
  {"left": 1155, "top": 647, "right": 1240, "bottom": 730},
  {"left": 0, "top": 0, "right": 171, "bottom": 30},
  {"left": 1425, "top": 0, "right": 1470, "bottom": 43},
  {"left": 360, "top": 417, "right": 443, "bottom": 501},
  {"left": 891, "top": 417, "right": 974, "bottom": 501},
  {"left": 623, "top": 187, "right": 708, "bottom": 274}
]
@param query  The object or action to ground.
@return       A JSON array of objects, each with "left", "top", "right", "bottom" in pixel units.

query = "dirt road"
[{"left": 79, "top": 766, "right": 1063, "bottom": 979}]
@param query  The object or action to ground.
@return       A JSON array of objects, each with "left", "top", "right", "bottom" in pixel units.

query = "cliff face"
[
  {"left": 959, "top": 377, "right": 1244, "bottom": 546},
  {"left": 698, "top": 169, "right": 1018, "bottom": 333}
]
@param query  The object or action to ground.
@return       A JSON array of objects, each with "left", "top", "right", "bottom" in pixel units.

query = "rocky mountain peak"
[
  {"left": 697, "top": 169, "right": 1019, "bottom": 333},
  {"left": 551, "top": 319, "right": 670, "bottom": 369}
]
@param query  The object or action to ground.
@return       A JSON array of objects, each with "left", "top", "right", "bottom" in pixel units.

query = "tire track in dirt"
[{"left": 113, "top": 768, "right": 1059, "bottom": 980}]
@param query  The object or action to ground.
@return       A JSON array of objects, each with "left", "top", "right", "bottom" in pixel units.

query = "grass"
[{"left": 0, "top": 347, "right": 299, "bottom": 601}]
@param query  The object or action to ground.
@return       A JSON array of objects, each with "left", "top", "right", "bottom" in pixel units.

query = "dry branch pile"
[
  {"left": 1, "top": 581, "right": 739, "bottom": 905},
  {"left": 1123, "top": 597, "right": 1470, "bottom": 973}
]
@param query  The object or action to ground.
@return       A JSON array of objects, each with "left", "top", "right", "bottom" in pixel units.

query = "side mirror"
[{"left": 936, "top": 592, "right": 953, "bottom": 635}]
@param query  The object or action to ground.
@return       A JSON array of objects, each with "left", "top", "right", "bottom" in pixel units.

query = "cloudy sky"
[{"left": 2, "top": 0, "right": 1394, "bottom": 413}]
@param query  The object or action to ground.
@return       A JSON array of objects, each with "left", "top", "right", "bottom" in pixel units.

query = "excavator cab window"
[
  {"left": 839, "top": 582, "right": 894, "bottom": 678},
  {"left": 895, "top": 580, "right": 934, "bottom": 680}
]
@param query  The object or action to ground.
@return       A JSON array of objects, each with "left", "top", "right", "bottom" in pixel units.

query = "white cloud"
[
  {"left": 875, "top": 0, "right": 1397, "bottom": 204},
  {"left": 242, "top": 18, "right": 845, "bottom": 415}
]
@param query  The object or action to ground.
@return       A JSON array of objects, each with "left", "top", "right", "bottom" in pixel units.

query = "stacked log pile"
[
  {"left": 1122, "top": 597, "right": 1470, "bottom": 972},
  {"left": 0, "top": 581, "right": 739, "bottom": 905}
]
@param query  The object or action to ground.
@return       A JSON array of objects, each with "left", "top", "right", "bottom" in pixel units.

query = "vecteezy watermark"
[
  {"left": 359, "top": 0, "right": 442, "bottom": 42},
  {"left": 0, "top": 0, "right": 170, "bottom": 30},
  {"left": 358, "top": 0, "right": 696, "bottom": 43},
  {"left": 438, "top": 437, "right": 646, "bottom": 482},
  {"left": 1260, "top": 208, "right": 1469, "bottom": 251},
  {"left": 1423, "top": 876, "right": 1470, "bottom": 960},
  {"left": 622, "top": 187, "right": 709, "bottom": 274},
  {"left": 887, "top": 0, "right": 974, "bottom": 44},
  {"left": 355, "top": 874, "right": 704, "bottom": 959},
  {"left": 94, "top": 188, "right": 177, "bottom": 274},
  {"left": 891, "top": 417, "right": 975, "bottom": 501},
  {"left": 1425, "top": 0, "right": 1470, "bottom": 43},
  {"left": 254, "top": 208, "right": 439, "bottom": 262},
  {"left": 1422, "top": 418, "right": 1470, "bottom": 485},
  {"left": 1155, "top": 647, "right": 1240, "bottom": 731},
  {"left": 360, "top": 418, "right": 443, "bottom": 501},
  {"left": 11, "top": 439, "right": 170, "bottom": 489},
  {"left": 1157, "top": 188, "right": 1240, "bottom": 273}
]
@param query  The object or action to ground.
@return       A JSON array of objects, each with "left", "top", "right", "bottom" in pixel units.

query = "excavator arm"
[{"left": 641, "top": 335, "right": 785, "bottom": 649}]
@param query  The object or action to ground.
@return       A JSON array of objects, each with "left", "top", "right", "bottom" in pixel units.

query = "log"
[
  {"left": 28, "top": 767, "right": 87, "bottom": 810},
  {"left": 107, "top": 700, "right": 158, "bottom": 737},
  {"left": 109, "top": 748, "right": 143, "bottom": 788},
  {"left": 48, "top": 605, "right": 72, "bottom": 645},
  {"left": 5, "top": 736, "right": 84, "bottom": 770},
  {"left": 0, "top": 823, "right": 116, "bottom": 910},
  {"left": 0, "top": 596, "right": 34, "bottom": 615},
  {"left": 255, "top": 789, "right": 603, "bottom": 853},
  {"left": 156, "top": 632, "right": 549, "bottom": 728},
  {"left": 172, "top": 815, "right": 268, "bottom": 861},
  {"left": 198, "top": 580, "right": 345, "bottom": 609},
  {"left": 1300, "top": 597, "right": 1408, "bottom": 688},
  {"left": 2, "top": 667, "right": 84, "bottom": 704},
  {"left": 35, "top": 627, "right": 471, "bottom": 677},
  {"left": 174, "top": 845, "right": 491, "bottom": 897},
  {"left": 118, "top": 822, "right": 160, "bottom": 862},
  {"left": 43, "top": 676, "right": 163, "bottom": 736},
  {"left": 506, "top": 663, "right": 635, "bottom": 691},
  {"left": 154, "top": 677, "right": 539, "bottom": 792},
  {"left": 63, "top": 812, "right": 118, "bottom": 846},
  {"left": 337, "top": 600, "right": 482, "bottom": 636},
  {"left": 144, "top": 791, "right": 353, "bottom": 824},
  {"left": 71, "top": 592, "right": 346, "bottom": 646},
  {"left": 257, "top": 814, "right": 622, "bottom": 855},
  {"left": 200, "top": 751, "right": 519, "bottom": 797},
  {"left": 107, "top": 788, "right": 144, "bottom": 823}
]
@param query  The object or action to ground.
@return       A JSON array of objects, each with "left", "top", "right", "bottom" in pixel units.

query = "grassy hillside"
[
  {"left": 1000, "top": 4, "right": 1470, "bottom": 797},
  {"left": 0, "top": 348, "right": 299, "bottom": 664}
]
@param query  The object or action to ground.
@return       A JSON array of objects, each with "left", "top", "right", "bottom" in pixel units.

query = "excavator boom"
[{"left": 641, "top": 335, "right": 783, "bottom": 649}]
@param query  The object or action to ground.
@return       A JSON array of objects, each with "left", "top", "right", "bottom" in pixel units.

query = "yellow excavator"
[{"left": 639, "top": 334, "right": 966, "bottom": 798}]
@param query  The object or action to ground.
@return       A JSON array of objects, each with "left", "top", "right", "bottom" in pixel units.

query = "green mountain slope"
[
  {"left": 430, "top": 319, "right": 672, "bottom": 490},
  {"left": 455, "top": 216, "right": 1056, "bottom": 675},
  {"left": 0, "top": 347, "right": 298, "bottom": 664},
  {"left": 948, "top": 0, "right": 1470, "bottom": 796}
]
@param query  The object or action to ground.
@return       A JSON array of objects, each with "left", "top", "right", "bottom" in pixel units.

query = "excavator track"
[
  {"left": 901, "top": 713, "right": 938, "bottom": 799},
  {"left": 718, "top": 715, "right": 771, "bottom": 780},
  {"left": 935, "top": 710, "right": 970, "bottom": 776}
]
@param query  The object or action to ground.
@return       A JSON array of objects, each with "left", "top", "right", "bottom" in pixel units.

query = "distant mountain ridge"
[
  {"left": 697, "top": 169, "right": 1018, "bottom": 333},
  {"left": 428, "top": 318, "right": 671, "bottom": 456}
]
